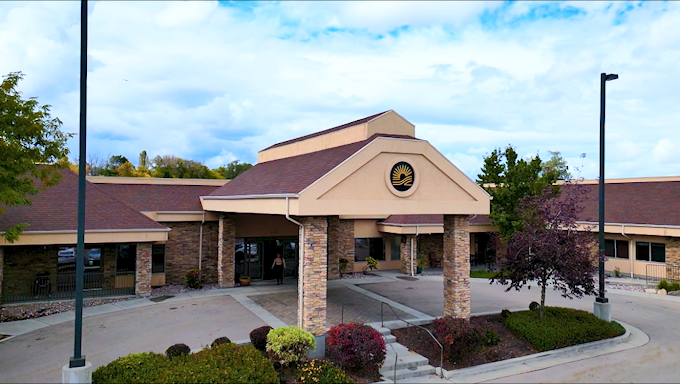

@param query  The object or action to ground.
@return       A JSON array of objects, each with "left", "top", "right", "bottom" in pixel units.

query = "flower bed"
[{"left": 392, "top": 307, "right": 625, "bottom": 371}]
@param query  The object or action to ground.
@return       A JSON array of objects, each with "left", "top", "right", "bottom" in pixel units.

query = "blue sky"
[{"left": 1, "top": 1, "right": 679, "bottom": 179}]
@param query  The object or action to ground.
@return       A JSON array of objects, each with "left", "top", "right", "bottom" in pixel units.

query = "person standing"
[{"left": 271, "top": 253, "right": 286, "bottom": 285}]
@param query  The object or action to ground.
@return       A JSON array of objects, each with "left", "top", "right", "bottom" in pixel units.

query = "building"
[{"left": 2, "top": 110, "right": 679, "bottom": 337}]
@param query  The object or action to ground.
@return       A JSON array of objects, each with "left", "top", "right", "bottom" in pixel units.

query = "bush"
[
  {"left": 211, "top": 336, "right": 231, "bottom": 348},
  {"left": 250, "top": 325, "right": 273, "bottom": 351},
  {"left": 500, "top": 309, "right": 511, "bottom": 319},
  {"left": 483, "top": 329, "right": 500, "bottom": 347},
  {"left": 93, "top": 344, "right": 278, "bottom": 384},
  {"left": 669, "top": 281, "right": 680, "bottom": 292},
  {"left": 432, "top": 316, "right": 485, "bottom": 363},
  {"left": 327, "top": 323, "right": 386, "bottom": 372},
  {"left": 657, "top": 279, "right": 670, "bottom": 291},
  {"left": 363, "top": 257, "right": 379, "bottom": 274},
  {"left": 266, "top": 326, "right": 316, "bottom": 366},
  {"left": 529, "top": 301, "right": 540, "bottom": 311},
  {"left": 296, "top": 359, "right": 354, "bottom": 384},
  {"left": 504, "top": 307, "right": 626, "bottom": 352},
  {"left": 166, "top": 343, "right": 191, "bottom": 360},
  {"left": 339, "top": 258, "right": 350, "bottom": 275},
  {"left": 185, "top": 269, "right": 202, "bottom": 289},
  {"left": 93, "top": 352, "right": 168, "bottom": 384}
]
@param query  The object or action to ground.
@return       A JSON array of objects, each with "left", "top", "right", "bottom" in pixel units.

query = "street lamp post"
[{"left": 594, "top": 72, "right": 618, "bottom": 322}]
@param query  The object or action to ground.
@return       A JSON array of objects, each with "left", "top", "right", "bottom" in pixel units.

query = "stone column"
[
  {"left": 443, "top": 215, "right": 471, "bottom": 318},
  {"left": 667, "top": 240, "right": 680, "bottom": 268},
  {"left": 299, "top": 217, "right": 328, "bottom": 336},
  {"left": 218, "top": 213, "right": 236, "bottom": 288},
  {"left": 135, "top": 243, "right": 152, "bottom": 296},
  {"left": 339, "top": 219, "right": 355, "bottom": 273},
  {"left": 400, "top": 235, "right": 416, "bottom": 274},
  {"left": 0, "top": 247, "right": 4, "bottom": 303},
  {"left": 327, "top": 216, "right": 340, "bottom": 280}
]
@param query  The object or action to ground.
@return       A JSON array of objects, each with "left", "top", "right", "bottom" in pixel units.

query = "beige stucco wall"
[
  {"left": 234, "top": 213, "right": 299, "bottom": 238},
  {"left": 0, "top": 230, "right": 169, "bottom": 246}
]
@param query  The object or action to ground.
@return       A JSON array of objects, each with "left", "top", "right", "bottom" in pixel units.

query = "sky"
[{"left": 1, "top": 1, "right": 679, "bottom": 180}]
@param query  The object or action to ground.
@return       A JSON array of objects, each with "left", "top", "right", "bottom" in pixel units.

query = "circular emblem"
[{"left": 390, "top": 162, "right": 415, "bottom": 192}]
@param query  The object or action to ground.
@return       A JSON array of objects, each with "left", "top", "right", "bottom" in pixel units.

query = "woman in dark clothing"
[{"left": 271, "top": 254, "right": 286, "bottom": 285}]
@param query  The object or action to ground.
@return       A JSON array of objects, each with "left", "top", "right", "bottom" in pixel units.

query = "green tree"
[
  {"left": 151, "top": 155, "right": 218, "bottom": 179},
  {"left": 541, "top": 151, "right": 571, "bottom": 180},
  {"left": 477, "top": 145, "right": 559, "bottom": 241},
  {"left": 214, "top": 160, "right": 253, "bottom": 179},
  {"left": 0, "top": 72, "right": 71, "bottom": 242}
]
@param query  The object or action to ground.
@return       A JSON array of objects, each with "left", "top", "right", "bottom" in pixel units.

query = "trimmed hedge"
[
  {"left": 266, "top": 326, "right": 316, "bottom": 366},
  {"left": 327, "top": 323, "right": 386, "bottom": 372},
  {"left": 250, "top": 325, "right": 273, "bottom": 352},
  {"left": 296, "top": 359, "right": 354, "bottom": 384},
  {"left": 93, "top": 343, "right": 278, "bottom": 384},
  {"left": 504, "top": 307, "right": 625, "bottom": 352}
]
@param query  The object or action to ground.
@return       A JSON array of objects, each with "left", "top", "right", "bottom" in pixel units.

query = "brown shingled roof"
[
  {"left": 209, "top": 133, "right": 418, "bottom": 197},
  {"left": 0, "top": 170, "right": 167, "bottom": 232},
  {"left": 94, "top": 183, "right": 219, "bottom": 212},
  {"left": 383, "top": 181, "right": 680, "bottom": 228},
  {"left": 261, "top": 111, "right": 390, "bottom": 151}
]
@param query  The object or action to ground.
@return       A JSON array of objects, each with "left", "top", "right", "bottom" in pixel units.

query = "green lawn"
[{"left": 504, "top": 307, "right": 626, "bottom": 352}]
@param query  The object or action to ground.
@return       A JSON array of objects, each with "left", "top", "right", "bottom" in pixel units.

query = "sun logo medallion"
[{"left": 390, "top": 162, "right": 415, "bottom": 192}]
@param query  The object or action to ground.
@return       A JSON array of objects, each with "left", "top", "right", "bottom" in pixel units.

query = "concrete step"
[
  {"left": 381, "top": 345, "right": 430, "bottom": 372},
  {"left": 383, "top": 334, "right": 397, "bottom": 343},
  {"left": 380, "top": 364, "right": 437, "bottom": 381}
]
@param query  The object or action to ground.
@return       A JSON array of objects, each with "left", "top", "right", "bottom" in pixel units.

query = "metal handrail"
[{"left": 380, "top": 302, "right": 444, "bottom": 378}]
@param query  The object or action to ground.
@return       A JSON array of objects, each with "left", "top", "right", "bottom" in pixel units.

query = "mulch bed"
[{"left": 392, "top": 314, "right": 537, "bottom": 371}]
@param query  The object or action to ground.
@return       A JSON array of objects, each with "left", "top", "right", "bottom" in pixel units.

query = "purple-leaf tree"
[{"left": 493, "top": 182, "right": 601, "bottom": 319}]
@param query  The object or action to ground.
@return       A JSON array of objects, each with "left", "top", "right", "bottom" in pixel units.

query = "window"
[
  {"left": 354, "top": 238, "right": 385, "bottom": 261},
  {"left": 152, "top": 244, "right": 165, "bottom": 274},
  {"left": 636, "top": 242, "right": 665, "bottom": 263},
  {"left": 116, "top": 244, "right": 137, "bottom": 273},
  {"left": 604, "top": 239, "right": 629, "bottom": 259},
  {"left": 390, "top": 236, "right": 401, "bottom": 261},
  {"left": 58, "top": 247, "right": 102, "bottom": 273}
]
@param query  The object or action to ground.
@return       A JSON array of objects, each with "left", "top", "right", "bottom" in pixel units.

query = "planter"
[
  {"left": 416, "top": 267, "right": 422, "bottom": 274},
  {"left": 239, "top": 276, "right": 252, "bottom": 286}
]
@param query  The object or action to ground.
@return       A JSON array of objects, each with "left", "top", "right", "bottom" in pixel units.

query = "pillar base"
[
  {"left": 593, "top": 301, "right": 612, "bottom": 322},
  {"left": 308, "top": 334, "right": 326, "bottom": 359},
  {"left": 62, "top": 361, "right": 92, "bottom": 384}
]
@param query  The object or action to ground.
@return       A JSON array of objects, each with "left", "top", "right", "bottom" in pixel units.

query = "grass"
[
  {"left": 470, "top": 270, "right": 500, "bottom": 279},
  {"left": 504, "top": 307, "right": 626, "bottom": 352}
]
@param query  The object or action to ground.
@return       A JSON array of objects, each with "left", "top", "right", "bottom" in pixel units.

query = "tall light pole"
[
  {"left": 62, "top": 0, "right": 91, "bottom": 382},
  {"left": 594, "top": 72, "right": 618, "bottom": 323}
]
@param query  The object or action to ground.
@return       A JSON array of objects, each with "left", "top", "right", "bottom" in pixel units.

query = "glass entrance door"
[{"left": 244, "top": 241, "right": 262, "bottom": 279}]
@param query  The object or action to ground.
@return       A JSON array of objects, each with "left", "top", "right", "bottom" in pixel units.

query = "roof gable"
[{"left": 94, "top": 183, "right": 220, "bottom": 212}]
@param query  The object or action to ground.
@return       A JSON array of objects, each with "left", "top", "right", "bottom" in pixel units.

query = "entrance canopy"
[{"left": 201, "top": 111, "right": 490, "bottom": 217}]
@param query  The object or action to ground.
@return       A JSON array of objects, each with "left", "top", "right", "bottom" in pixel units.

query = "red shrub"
[
  {"left": 327, "top": 323, "right": 386, "bottom": 372},
  {"left": 431, "top": 316, "right": 484, "bottom": 363},
  {"left": 249, "top": 325, "right": 273, "bottom": 351}
]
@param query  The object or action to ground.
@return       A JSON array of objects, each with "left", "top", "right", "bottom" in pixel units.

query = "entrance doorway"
[{"left": 235, "top": 237, "right": 298, "bottom": 281}]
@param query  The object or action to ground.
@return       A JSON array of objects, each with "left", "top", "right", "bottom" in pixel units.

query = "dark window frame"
[
  {"left": 354, "top": 238, "right": 385, "bottom": 262},
  {"left": 116, "top": 244, "right": 137, "bottom": 274},
  {"left": 604, "top": 239, "right": 629, "bottom": 259},
  {"left": 152, "top": 244, "right": 166, "bottom": 274},
  {"left": 635, "top": 241, "right": 665, "bottom": 263}
]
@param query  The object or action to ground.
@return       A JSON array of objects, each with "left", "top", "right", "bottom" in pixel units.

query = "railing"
[
  {"left": 2, "top": 271, "right": 135, "bottom": 303},
  {"left": 381, "top": 302, "right": 444, "bottom": 378},
  {"left": 646, "top": 264, "right": 680, "bottom": 285}
]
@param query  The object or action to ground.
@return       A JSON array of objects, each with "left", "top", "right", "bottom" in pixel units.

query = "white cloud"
[
  {"left": 0, "top": 1, "right": 679, "bottom": 180},
  {"left": 652, "top": 138, "right": 674, "bottom": 164}
]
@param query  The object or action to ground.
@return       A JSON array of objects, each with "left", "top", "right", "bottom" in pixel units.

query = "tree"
[
  {"left": 492, "top": 183, "right": 600, "bottom": 319},
  {"left": 542, "top": 151, "right": 571, "bottom": 180},
  {"left": 151, "top": 155, "right": 218, "bottom": 179},
  {"left": 477, "top": 145, "right": 559, "bottom": 241},
  {"left": 214, "top": 160, "right": 252, "bottom": 179},
  {"left": 0, "top": 72, "right": 71, "bottom": 242}
]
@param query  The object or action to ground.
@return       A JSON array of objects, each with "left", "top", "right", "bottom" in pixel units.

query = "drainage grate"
[{"left": 150, "top": 295, "right": 175, "bottom": 303}]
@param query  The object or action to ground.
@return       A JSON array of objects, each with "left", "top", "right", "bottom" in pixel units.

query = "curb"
[{"left": 373, "top": 319, "right": 648, "bottom": 384}]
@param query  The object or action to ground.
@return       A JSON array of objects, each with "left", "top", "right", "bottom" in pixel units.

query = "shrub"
[
  {"left": 93, "top": 352, "right": 168, "bottom": 384},
  {"left": 669, "top": 281, "right": 680, "bottom": 292},
  {"left": 363, "top": 257, "right": 379, "bottom": 274},
  {"left": 432, "top": 316, "right": 484, "bottom": 363},
  {"left": 529, "top": 301, "right": 540, "bottom": 311},
  {"left": 483, "top": 329, "right": 500, "bottom": 347},
  {"left": 185, "top": 269, "right": 202, "bottom": 289},
  {"left": 296, "top": 359, "right": 354, "bottom": 384},
  {"left": 327, "top": 323, "right": 386, "bottom": 372},
  {"left": 93, "top": 344, "right": 278, "bottom": 384},
  {"left": 657, "top": 279, "right": 670, "bottom": 291},
  {"left": 500, "top": 309, "right": 511, "bottom": 319},
  {"left": 266, "top": 326, "right": 316, "bottom": 366},
  {"left": 211, "top": 336, "right": 231, "bottom": 348},
  {"left": 614, "top": 266, "right": 621, "bottom": 278},
  {"left": 504, "top": 307, "right": 626, "bottom": 352},
  {"left": 339, "top": 258, "right": 350, "bottom": 275},
  {"left": 250, "top": 325, "right": 273, "bottom": 351},
  {"left": 166, "top": 343, "right": 191, "bottom": 360}
]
